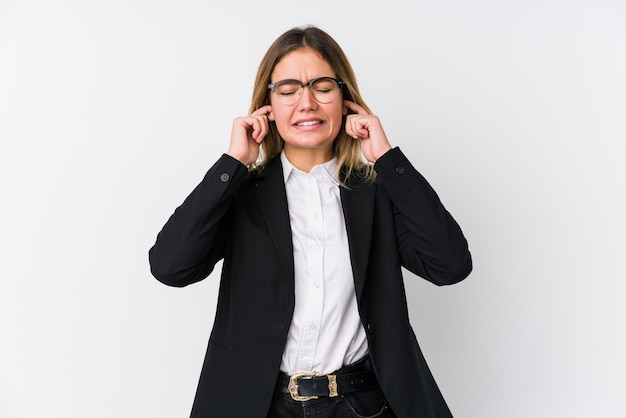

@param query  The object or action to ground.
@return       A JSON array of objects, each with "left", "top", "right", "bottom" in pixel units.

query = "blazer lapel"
[
  {"left": 254, "top": 157, "right": 295, "bottom": 290},
  {"left": 340, "top": 174, "right": 376, "bottom": 300}
]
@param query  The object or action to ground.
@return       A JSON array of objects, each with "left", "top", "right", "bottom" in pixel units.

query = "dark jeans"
[{"left": 267, "top": 387, "right": 396, "bottom": 418}]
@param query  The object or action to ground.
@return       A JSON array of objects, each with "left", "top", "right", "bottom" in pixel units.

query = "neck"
[{"left": 283, "top": 146, "right": 334, "bottom": 173}]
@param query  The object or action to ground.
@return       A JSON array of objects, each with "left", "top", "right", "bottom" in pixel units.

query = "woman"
[{"left": 149, "top": 25, "right": 472, "bottom": 418}]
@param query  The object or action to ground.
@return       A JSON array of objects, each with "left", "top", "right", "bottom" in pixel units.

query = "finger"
[
  {"left": 343, "top": 100, "right": 368, "bottom": 115},
  {"left": 235, "top": 116, "right": 258, "bottom": 137},
  {"left": 251, "top": 115, "right": 269, "bottom": 142},
  {"left": 345, "top": 115, "right": 368, "bottom": 139},
  {"left": 251, "top": 105, "right": 272, "bottom": 117},
  {"left": 250, "top": 106, "right": 271, "bottom": 141},
  {"left": 350, "top": 116, "right": 371, "bottom": 139},
  {"left": 344, "top": 115, "right": 359, "bottom": 139}
]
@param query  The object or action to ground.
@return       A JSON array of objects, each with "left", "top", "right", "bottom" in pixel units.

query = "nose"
[{"left": 298, "top": 86, "right": 317, "bottom": 110}]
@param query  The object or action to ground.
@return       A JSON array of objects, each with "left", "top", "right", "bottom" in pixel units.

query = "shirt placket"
[{"left": 294, "top": 173, "right": 325, "bottom": 373}]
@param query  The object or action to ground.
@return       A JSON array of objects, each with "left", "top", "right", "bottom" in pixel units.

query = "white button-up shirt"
[{"left": 279, "top": 151, "right": 368, "bottom": 376}]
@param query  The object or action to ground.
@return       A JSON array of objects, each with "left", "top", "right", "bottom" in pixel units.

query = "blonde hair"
[{"left": 249, "top": 25, "right": 376, "bottom": 185}]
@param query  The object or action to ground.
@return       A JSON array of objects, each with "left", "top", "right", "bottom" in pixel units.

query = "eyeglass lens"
[{"left": 273, "top": 78, "right": 340, "bottom": 105}]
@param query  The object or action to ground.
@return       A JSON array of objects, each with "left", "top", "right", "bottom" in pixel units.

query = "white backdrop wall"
[{"left": 1, "top": 0, "right": 625, "bottom": 417}]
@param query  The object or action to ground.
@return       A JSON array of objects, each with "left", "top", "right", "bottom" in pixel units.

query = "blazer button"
[
  {"left": 395, "top": 166, "right": 405, "bottom": 175},
  {"left": 366, "top": 322, "right": 375, "bottom": 334},
  {"left": 220, "top": 173, "right": 230, "bottom": 182}
]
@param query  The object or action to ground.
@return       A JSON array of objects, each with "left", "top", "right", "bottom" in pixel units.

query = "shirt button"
[
  {"left": 395, "top": 166, "right": 405, "bottom": 175},
  {"left": 220, "top": 173, "right": 230, "bottom": 182}
]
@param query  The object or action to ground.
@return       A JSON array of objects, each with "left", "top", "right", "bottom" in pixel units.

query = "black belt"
[{"left": 277, "top": 357, "right": 379, "bottom": 401}]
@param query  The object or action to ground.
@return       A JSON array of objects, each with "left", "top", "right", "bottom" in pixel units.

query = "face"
[{"left": 268, "top": 48, "right": 345, "bottom": 161}]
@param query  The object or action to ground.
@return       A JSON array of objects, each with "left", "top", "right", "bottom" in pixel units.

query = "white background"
[{"left": 1, "top": 0, "right": 625, "bottom": 417}]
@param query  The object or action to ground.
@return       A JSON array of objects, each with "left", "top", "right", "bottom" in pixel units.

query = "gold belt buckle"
[
  {"left": 288, "top": 372, "right": 339, "bottom": 401},
  {"left": 288, "top": 371, "right": 318, "bottom": 401},
  {"left": 327, "top": 374, "right": 338, "bottom": 397}
]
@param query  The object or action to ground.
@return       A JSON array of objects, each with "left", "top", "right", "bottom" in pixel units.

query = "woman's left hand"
[{"left": 344, "top": 100, "right": 392, "bottom": 163}]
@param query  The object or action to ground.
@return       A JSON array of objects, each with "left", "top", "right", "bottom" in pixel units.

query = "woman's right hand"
[{"left": 226, "top": 105, "right": 272, "bottom": 166}]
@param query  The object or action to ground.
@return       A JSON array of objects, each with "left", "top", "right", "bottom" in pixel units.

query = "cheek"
[
  {"left": 328, "top": 106, "right": 345, "bottom": 129},
  {"left": 276, "top": 113, "right": 291, "bottom": 127}
]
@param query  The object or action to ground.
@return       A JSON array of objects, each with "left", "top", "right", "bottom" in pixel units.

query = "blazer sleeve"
[
  {"left": 374, "top": 147, "right": 472, "bottom": 285},
  {"left": 148, "top": 154, "right": 248, "bottom": 287}
]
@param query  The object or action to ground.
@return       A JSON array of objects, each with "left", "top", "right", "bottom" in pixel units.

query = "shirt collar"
[{"left": 280, "top": 150, "right": 339, "bottom": 186}]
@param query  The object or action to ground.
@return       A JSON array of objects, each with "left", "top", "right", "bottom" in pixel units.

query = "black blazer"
[{"left": 149, "top": 147, "right": 472, "bottom": 417}]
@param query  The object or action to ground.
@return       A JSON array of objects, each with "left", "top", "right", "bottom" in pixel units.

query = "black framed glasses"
[{"left": 268, "top": 77, "right": 344, "bottom": 106}]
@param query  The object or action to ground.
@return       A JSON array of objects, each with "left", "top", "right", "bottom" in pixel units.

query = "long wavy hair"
[{"left": 249, "top": 25, "right": 376, "bottom": 185}]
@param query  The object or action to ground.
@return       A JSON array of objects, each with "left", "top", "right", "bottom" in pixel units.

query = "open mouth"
[{"left": 295, "top": 120, "right": 322, "bottom": 127}]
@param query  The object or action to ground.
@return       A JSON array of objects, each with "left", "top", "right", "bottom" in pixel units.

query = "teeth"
[{"left": 297, "top": 120, "right": 321, "bottom": 126}]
